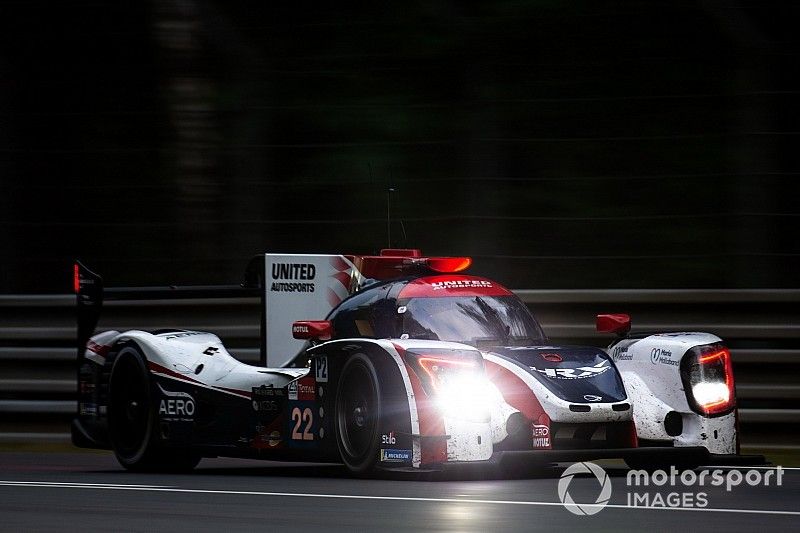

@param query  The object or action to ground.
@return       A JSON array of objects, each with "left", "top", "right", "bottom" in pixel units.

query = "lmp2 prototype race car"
[{"left": 72, "top": 249, "right": 757, "bottom": 474}]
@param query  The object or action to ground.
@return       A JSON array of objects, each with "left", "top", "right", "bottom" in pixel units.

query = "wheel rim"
[
  {"left": 337, "top": 362, "right": 377, "bottom": 461},
  {"left": 110, "top": 353, "right": 150, "bottom": 458}
]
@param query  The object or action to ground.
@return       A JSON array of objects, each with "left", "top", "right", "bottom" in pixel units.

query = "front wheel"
[
  {"left": 335, "top": 353, "right": 382, "bottom": 475},
  {"left": 108, "top": 345, "right": 200, "bottom": 472}
]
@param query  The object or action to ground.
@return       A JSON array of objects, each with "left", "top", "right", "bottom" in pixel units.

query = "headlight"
[
  {"left": 680, "top": 343, "right": 735, "bottom": 417},
  {"left": 404, "top": 348, "right": 491, "bottom": 421}
]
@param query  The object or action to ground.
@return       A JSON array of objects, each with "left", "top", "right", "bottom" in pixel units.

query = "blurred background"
[{"left": 1, "top": 0, "right": 799, "bottom": 293}]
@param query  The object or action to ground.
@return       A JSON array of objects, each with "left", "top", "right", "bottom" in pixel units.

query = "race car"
[{"left": 71, "top": 249, "right": 759, "bottom": 474}]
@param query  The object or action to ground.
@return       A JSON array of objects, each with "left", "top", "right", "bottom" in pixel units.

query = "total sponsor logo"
[
  {"left": 650, "top": 347, "right": 679, "bottom": 366},
  {"left": 380, "top": 448, "right": 412, "bottom": 463},
  {"left": 532, "top": 424, "right": 551, "bottom": 449},
  {"left": 297, "top": 377, "right": 316, "bottom": 401},
  {"left": 288, "top": 378, "right": 316, "bottom": 401},
  {"left": 430, "top": 279, "right": 493, "bottom": 291},
  {"left": 157, "top": 384, "right": 195, "bottom": 420},
  {"left": 530, "top": 359, "right": 611, "bottom": 380}
]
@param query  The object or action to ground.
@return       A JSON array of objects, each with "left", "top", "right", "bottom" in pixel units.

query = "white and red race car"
[{"left": 72, "top": 250, "right": 760, "bottom": 473}]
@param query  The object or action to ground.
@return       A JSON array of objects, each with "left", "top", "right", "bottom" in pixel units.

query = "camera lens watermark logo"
[{"left": 558, "top": 462, "right": 612, "bottom": 516}]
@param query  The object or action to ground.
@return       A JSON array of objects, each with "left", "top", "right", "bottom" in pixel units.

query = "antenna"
[
  {"left": 387, "top": 186, "right": 396, "bottom": 248},
  {"left": 369, "top": 163, "right": 379, "bottom": 254}
]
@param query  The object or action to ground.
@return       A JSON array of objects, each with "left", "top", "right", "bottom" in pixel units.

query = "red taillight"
[
  {"left": 73, "top": 263, "right": 80, "bottom": 294},
  {"left": 680, "top": 344, "right": 735, "bottom": 417},
  {"left": 426, "top": 257, "right": 472, "bottom": 273}
]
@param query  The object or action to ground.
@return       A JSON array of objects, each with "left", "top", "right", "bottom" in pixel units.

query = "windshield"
[{"left": 398, "top": 295, "right": 546, "bottom": 348}]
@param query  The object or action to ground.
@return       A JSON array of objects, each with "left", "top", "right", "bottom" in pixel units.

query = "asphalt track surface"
[{"left": 0, "top": 452, "right": 798, "bottom": 532}]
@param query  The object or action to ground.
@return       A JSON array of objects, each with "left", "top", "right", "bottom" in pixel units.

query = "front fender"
[{"left": 610, "top": 332, "right": 737, "bottom": 453}]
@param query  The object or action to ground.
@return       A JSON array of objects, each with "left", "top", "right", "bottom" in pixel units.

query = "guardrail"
[{"left": 1, "top": 290, "right": 798, "bottom": 451}]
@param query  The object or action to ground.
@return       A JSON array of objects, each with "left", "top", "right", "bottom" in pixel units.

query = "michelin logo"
[{"left": 380, "top": 449, "right": 412, "bottom": 462}]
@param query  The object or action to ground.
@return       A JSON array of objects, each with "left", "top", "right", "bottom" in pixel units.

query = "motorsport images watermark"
[{"left": 557, "top": 462, "right": 785, "bottom": 515}]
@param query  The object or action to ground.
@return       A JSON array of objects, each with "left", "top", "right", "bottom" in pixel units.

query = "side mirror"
[
  {"left": 596, "top": 314, "right": 631, "bottom": 336},
  {"left": 292, "top": 320, "right": 333, "bottom": 341}
]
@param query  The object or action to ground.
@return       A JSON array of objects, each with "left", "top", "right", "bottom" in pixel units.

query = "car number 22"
[{"left": 291, "top": 407, "right": 313, "bottom": 440}]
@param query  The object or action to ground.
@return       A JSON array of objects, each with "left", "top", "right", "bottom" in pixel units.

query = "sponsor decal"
[
  {"left": 253, "top": 385, "right": 285, "bottom": 397},
  {"left": 430, "top": 279, "right": 492, "bottom": 291},
  {"left": 157, "top": 384, "right": 195, "bottom": 421},
  {"left": 270, "top": 263, "right": 316, "bottom": 293},
  {"left": 252, "top": 399, "right": 278, "bottom": 412},
  {"left": 253, "top": 419, "right": 284, "bottom": 449},
  {"left": 532, "top": 424, "right": 551, "bottom": 449},
  {"left": 292, "top": 324, "right": 309, "bottom": 334},
  {"left": 380, "top": 449, "right": 412, "bottom": 462},
  {"left": 381, "top": 432, "right": 397, "bottom": 445},
  {"left": 650, "top": 347, "right": 678, "bottom": 366},
  {"left": 202, "top": 346, "right": 219, "bottom": 356},
  {"left": 584, "top": 394, "right": 603, "bottom": 402},
  {"left": 297, "top": 376, "right": 316, "bottom": 401},
  {"left": 288, "top": 381, "right": 298, "bottom": 400},
  {"left": 530, "top": 359, "right": 611, "bottom": 380},
  {"left": 272, "top": 262, "right": 316, "bottom": 280},
  {"left": 612, "top": 345, "right": 633, "bottom": 361},
  {"left": 268, "top": 430, "right": 281, "bottom": 447}
]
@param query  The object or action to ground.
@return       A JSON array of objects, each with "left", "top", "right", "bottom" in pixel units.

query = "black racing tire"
[
  {"left": 335, "top": 353, "right": 382, "bottom": 475},
  {"left": 108, "top": 344, "right": 200, "bottom": 472}
]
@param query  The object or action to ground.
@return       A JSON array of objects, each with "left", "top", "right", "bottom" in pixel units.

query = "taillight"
[
  {"left": 403, "top": 348, "right": 490, "bottom": 421},
  {"left": 425, "top": 257, "right": 472, "bottom": 273},
  {"left": 680, "top": 343, "right": 735, "bottom": 417}
]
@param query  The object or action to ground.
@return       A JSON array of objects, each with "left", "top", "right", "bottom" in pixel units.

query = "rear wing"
[
  {"left": 74, "top": 255, "right": 358, "bottom": 368},
  {"left": 74, "top": 260, "right": 261, "bottom": 361}
]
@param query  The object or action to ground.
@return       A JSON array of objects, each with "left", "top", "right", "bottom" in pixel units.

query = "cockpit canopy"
[{"left": 328, "top": 275, "right": 547, "bottom": 349}]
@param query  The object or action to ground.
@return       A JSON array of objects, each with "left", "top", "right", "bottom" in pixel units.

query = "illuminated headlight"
[
  {"left": 404, "top": 348, "right": 492, "bottom": 422},
  {"left": 680, "top": 343, "right": 735, "bottom": 417},
  {"left": 434, "top": 374, "right": 492, "bottom": 422}
]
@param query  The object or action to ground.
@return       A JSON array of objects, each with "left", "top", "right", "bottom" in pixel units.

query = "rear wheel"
[
  {"left": 108, "top": 345, "right": 200, "bottom": 472},
  {"left": 335, "top": 354, "right": 381, "bottom": 474}
]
